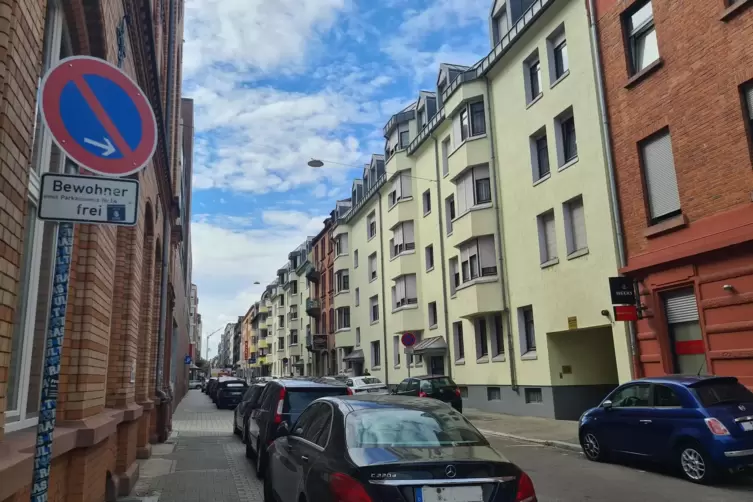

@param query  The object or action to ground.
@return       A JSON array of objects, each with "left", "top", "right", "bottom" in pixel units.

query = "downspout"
[
  {"left": 484, "top": 77, "right": 517, "bottom": 391},
  {"left": 587, "top": 0, "right": 638, "bottom": 378},
  {"left": 376, "top": 190, "right": 390, "bottom": 385},
  {"left": 431, "top": 135, "right": 452, "bottom": 380},
  {"left": 155, "top": 0, "right": 177, "bottom": 400}
]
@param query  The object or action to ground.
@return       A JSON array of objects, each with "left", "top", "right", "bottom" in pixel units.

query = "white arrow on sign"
[{"left": 84, "top": 137, "right": 116, "bottom": 157}]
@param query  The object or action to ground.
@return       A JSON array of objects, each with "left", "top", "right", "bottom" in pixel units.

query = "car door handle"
[
  {"left": 639, "top": 419, "right": 652, "bottom": 424},
  {"left": 300, "top": 455, "right": 309, "bottom": 462}
]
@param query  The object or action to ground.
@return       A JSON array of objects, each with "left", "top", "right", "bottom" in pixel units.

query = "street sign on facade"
[
  {"left": 608, "top": 276, "right": 636, "bottom": 305},
  {"left": 38, "top": 173, "right": 139, "bottom": 225},
  {"left": 40, "top": 56, "right": 157, "bottom": 177},
  {"left": 614, "top": 305, "right": 639, "bottom": 321},
  {"left": 401, "top": 332, "right": 416, "bottom": 347},
  {"left": 184, "top": 355, "right": 192, "bottom": 365}
]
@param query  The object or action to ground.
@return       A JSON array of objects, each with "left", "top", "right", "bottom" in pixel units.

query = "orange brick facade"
[
  {"left": 311, "top": 214, "right": 336, "bottom": 374},
  {"left": 0, "top": 1, "right": 190, "bottom": 501},
  {"left": 594, "top": 0, "right": 753, "bottom": 384}
]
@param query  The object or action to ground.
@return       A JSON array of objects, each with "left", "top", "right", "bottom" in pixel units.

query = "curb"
[{"left": 478, "top": 428, "right": 582, "bottom": 453}]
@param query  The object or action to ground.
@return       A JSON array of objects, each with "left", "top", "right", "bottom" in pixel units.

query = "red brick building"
[
  {"left": 0, "top": 0, "right": 190, "bottom": 500},
  {"left": 309, "top": 211, "right": 335, "bottom": 375},
  {"left": 593, "top": 0, "right": 753, "bottom": 384}
]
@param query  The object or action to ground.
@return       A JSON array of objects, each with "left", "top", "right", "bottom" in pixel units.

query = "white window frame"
[
  {"left": 453, "top": 321, "right": 465, "bottom": 361},
  {"left": 425, "top": 244, "right": 434, "bottom": 271},
  {"left": 445, "top": 195, "right": 455, "bottom": 235},
  {"left": 454, "top": 164, "right": 491, "bottom": 215},
  {"left": 492, "top": 1, "right": 510, "bottom": 45},
  {"left": 451, "top": 101, "right": 486, "bottom": 148},
  {"left": 422, "top": 189, "right": 431, "bottom": 215},
  {"left": 356, "top": 327, "right": 361, "bottom": 347},
  {"left": 390, "top": 221, "right": 415, "bottom": 258},
  {"left": 393, "top": 335, "right": 400, "bottom": 366},
  {"left": 371, "top": 340, "right": 381, "bottom": 368},
  {"left": 355, "top": 287, "right": 360, "bottom": 306},
  {"left": 537, "top": 210, "right": 558, "bottom": 265},
  {"left": 547, "top": 24, "right": 569, "bottom": 84},
  {"left": 367, "top": 211, "right": 376, "bottom": 240},
  {"left": 368, "top": 252, "right": 377, "bottom": 281},
  {"left": 641, "top": 130, "right": 681, "bottom": 222},
  {"left": 335, "top": 233, "right": 348, "bottom": 256},
  {"left": 554, "top": 107, "right": 578, "bottom": 167},
  {"left": 370, "top": 295, "right": 380, "bottom": 323},
  {"left": 530, "top": 128, "right": 550, "bottom": 182},
  {"left": 626, "top": 1, "right": 659, "bottom": 75},
  {"left": 353, "top": 249, "right": 358, "bottom": 268},
  {"left": 563, "top": 195, "right": 588, "bottom": 256},
  {"left": 336, "top": 307, "right": 351, "bottom": 330},
  {"left": 335, "top": 270, "right": 350, "bottom": 293},
  {"left": 428, "top": 301, "right": 438, "bottom": 327},
  {"left": 391, "top": 274, "right": 417, "bottom": 311},
  {"left": 6, "top": 0, "right": 69, "bottom": 433},
  {"left": 524, "top": 50, "right": 542, "bottom": 105},
  {"left": 441, "top": 137, "right": 451, "bottom": 176}
]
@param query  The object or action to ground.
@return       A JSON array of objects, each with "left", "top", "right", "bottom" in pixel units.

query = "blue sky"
[{"left": 183, "top": 0, "right": 493, "bottom": 358}]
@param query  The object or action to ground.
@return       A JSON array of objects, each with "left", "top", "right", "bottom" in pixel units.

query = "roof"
[
  {"left": 638, "top": 375, "right": 736, "bottom": 387},
  {"left": 412, "top": 336, "right": 447, "bottom": 353},
  {"left": 343, "top": 349, "right": 364, "bottom": 362}
]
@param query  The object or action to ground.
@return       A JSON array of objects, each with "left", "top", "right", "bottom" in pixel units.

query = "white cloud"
[{"left": 313, "top": 184, "right": 329, "bottom": 198}]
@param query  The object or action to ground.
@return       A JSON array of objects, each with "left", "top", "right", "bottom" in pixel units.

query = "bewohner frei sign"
[{"left": 38, "top": 172, "right": 139, "bottom": 226}]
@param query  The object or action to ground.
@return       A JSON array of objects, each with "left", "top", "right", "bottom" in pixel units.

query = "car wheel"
[
  {"left": 255, "top": 439, "right": 266, "bottom": 479},
  {"left": 580, "top": 430, "right": 605, "bottom": 462},
  {"left": 677, "top": 441, "right": 717, "bottom": 484}
]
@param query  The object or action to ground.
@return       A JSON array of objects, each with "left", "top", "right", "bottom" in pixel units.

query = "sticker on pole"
[
  {"left": 40, "top": 56, "right": 157, "bottom": 177},
  {"left": 38, "top": 173, "right": 139, "bottom": 226},
  {"left": 401, "top": 332, "right": 416, "bottom": 347}
]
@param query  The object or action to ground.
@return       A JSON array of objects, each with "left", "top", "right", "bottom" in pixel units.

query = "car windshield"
[
  {"left": 357, "top": 377, "right": 382, "bottom": 385},
  {"left": 693, "top": 380, "right": 753, "bottom": 406},
  {"left": 287, "top": 388, "right": 348, "bottom": 422},
  {"left": 345, "top": 407, "right": 486, "bottom": 448}
]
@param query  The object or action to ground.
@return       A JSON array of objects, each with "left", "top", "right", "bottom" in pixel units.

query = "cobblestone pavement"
[{"left": 121, "top": 390, "right": 262, "bottom": 502}]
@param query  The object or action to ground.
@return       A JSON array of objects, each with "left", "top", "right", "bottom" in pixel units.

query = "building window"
[
  {"left": 537, "top": 210, "right": 557, "bottom": 264},
  {"left": 422, "top": 189, "right": 431, "bottom": 215},
  {"left": 355, "top": 287, "right": 360, "bottom": 306},
  {"left": 335, "top": 270, "right": 350, "bottom": 293},
  {"left": 625, "top": 1, "right": 659, "bottom": 74},
  {"left": 445, "top": 195, "right": 455, "bottom": 235},
  {"left": 744, "top": 82, "right": 753, "bottom": 144},
  {"left": 555, "top": 109, "right": 578, "bottom": 165},
  {"left": 329, "top": 307, "right": 334, "bottom": 333},
  {"left": 368, "top": 252, "right": 377, "bottom": 281},
  {"left": 563, "top": 196, "right": 587, "bottom": 256},
  {"left": 388, "top": 172, "right": 412, "bottom": 208},
  {"left": 519, "top": 306, "right": 536, "bottom": 353},
  {"left": 459, "top": 236, "right": 497, "bottom": 283},
  {"left": 425, "top": 244, "right": 434, "bottom": 271},
  {"left": 290, "top": 330, "right": 299, "bottom": 345},
  {"left": 455, "top": 164, "right": 491, "bottom": 214},
  {"left": 475, "top": 318, "right": 489, "bottom": 359},
  {"left": 449, "top": 257, "right": 460, "bottom": 296},
  {"left": 530, "top": 130, "right": 550, "bottom": 181},
  {"left": 356, "top": 327, "right": 361, "bottom": 347},
  {"left": 663, "top": 289, "right": 705, "bottom": 374},
  {"left": 492, "top": 2, "right": 509, "bottom": 45},
  {"left": 548, "top": 26, "right": 568, "bottom": 82},
  {"left": 491, "top": 313, "right": 504, "bottom": 357},
  {"left": 391, "top": 274, "right": 418, "bottom": 310},
  {"left": 390, "top": 221, "right": 415, "bottom": 258},
  {"left": 411, "top": 332, "right": 423, "bottom": 365},
  {"left": 367, "top": 211, "right": 377, "bottom": 239},
  {"left": 371, "top": 340, "right": 381, "bottom": 368},
  {"left": 524, "top": 51, "right": 542, "bottom": 104},
  {"left": 453, "top": 321, "right": 465, "bottom": 361},
  {"left": 428, "top": 301, "right": 438, "bottom": 327},
  {"left": 370, "top": 295, "right": 379, "bottom": 323},
  {"left": 399, "top": 125, "right": 410, "bottom": 149},
  {"left": 334, "top": 233, "right": 348, "bottom": 256},
  {"left": 393, "top": 335, "right": 400, "bottom": 366},
  {"left": 354, "top": 249, "right": 359, "bottom": 268},
  {"left": 487, "top": 387, "right": 502, "bottom": 401},
  {"left": 328, "top": 269, "right": 334, "bottom": 292},
  {"left": 336, "top": 307, "right": 351, "bottom": 330},
  {"left": 641, "top": 130, "right": 681, "bottom": 222},
  {"left": 525, "top": 388, "right": 543, "bottom": 404},
  {"left": 453, "top": 101, "right": 486, "bottom": 146},
  {"left": 441, "top": 137, "right": 451, "bottom": 176}
]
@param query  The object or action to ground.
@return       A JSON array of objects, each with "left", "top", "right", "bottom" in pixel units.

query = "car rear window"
[
  {"left": 693, "top": 380, "right": 753, "bottom": 406},
  {"left": 224, "top": 382, "right": 246, "bottom": 388},
  {"left": 345, "top": 408, "right": 486, "bottom": 448},
  {"left": 424, "top": 377, "right": 454, "bottom": 388},
  {"left": 286, "top": 388, "right": 348, "bottom": 421},
  {"left": 359, "top": 377, "right": 382, "bottom": 385}
]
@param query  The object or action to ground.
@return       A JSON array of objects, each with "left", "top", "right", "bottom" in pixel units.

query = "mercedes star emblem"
[
  {"left": 445, "top": 465, "right": 457, "bottom": 478},
  {"left": 739, "top": 404, "right": 747, "bottom": 411}
]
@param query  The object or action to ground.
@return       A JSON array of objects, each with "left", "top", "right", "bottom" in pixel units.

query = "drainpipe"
[
  {"left": 484, "top": 77, "right": 518, "bottom": 391},
  {"left": 431, "top": 135, "right": 453, "bottom": 381},
  {"left": 587, "top": 0, "right": 639, "bottom": 378},
  {"left": 155, "top": 0, "right": 177, "bottom": 400},
  {"left": 376, "top": 190, "right": 391, "bottom": 385}
]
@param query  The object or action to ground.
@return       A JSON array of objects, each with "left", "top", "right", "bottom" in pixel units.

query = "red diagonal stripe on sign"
[{"left": 73, "top": 75, "right": 133, "bottom": 157}]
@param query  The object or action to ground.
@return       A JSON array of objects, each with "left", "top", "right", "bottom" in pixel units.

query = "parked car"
[
  {"left": 345, "top": 376, "right": 389, "bottom": 395},
  {"left": 391, "top": 375, "right": 463, "bottom": 413},
  {"left": 212, "top": 376, "right": 240, "bottom": 403},
  {"left": 234, "top": 383, "right": 267, "bottom": 438},
  {"left": 263, "top": 394, "right": 537, "bottom": 502},
  {"left": 202, "top": 377, "right": 217, "bottom": 394},
  {"left": 579, "top": 375, "right": 753, "bottom": 484},
  {"left": 215, "top": 378, "right": 248, "bottom": 409},
  {"left": 243, "top": 378, "right": 350, "bottom": 478},
  {"left": 189, "top": 379, "right": 202, "bottom": 390}
]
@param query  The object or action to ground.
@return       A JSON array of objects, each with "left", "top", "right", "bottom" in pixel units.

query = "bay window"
[
  {"left": 390, "top": 221, "right": 415, "bottom": 258},
  {"left": 335, "top": 270, "right": 350, "bottom": 293},
  {"left": 388, "top": 172, "right": 412, "bottom": 207},
  {"left": 334, "top": 233, "right": 348, "bottom": 256},
  {"left": 391, "top": 274, "right": 418, "bottom": 310},
  {"left": 336, "top": 307, "right": 351, "bottom": 330},
  {"left": 452, "top": 100, "right": 487, "bottom": 147},
  {"left": 455, "top": 164, "right": 491, "bottom": 214},
  {"left": 459, "top": 236, "right": 497, "bottom": 285}
]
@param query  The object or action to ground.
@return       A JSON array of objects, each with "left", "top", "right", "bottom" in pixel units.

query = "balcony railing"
[{"left": 306, "top": 298, "right": 321, "bottom": 318}]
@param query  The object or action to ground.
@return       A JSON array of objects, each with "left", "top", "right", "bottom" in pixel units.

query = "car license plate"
[
  {"left": 368, "top": 388, "right": 381, "bottom": 393},
  {"left": 415, "top": 486, "right": 483, "bottom": 502},
  {"left": 741, "top": 421, "right": 753, "bottom": 431}
]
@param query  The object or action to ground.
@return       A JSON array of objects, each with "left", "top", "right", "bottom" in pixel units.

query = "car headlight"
[{"left": 579, "top": 412, "right": 588, "bottom": 424}]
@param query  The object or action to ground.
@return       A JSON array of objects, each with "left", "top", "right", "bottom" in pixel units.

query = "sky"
[{"left": 184, "top": 0, "right": 493, "bottom": 359}]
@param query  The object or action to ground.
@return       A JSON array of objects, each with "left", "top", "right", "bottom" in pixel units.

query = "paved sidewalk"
[
  {"left": 465, "top": 408, "right": 581, "bottom": 451},
  {"left": 120, "top": 390, "right": 263, "bottom": 502}
]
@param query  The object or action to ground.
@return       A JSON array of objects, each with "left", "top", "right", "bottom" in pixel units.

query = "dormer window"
[
  {"left": 492, "top": 2, "right": 510, "bottom": 45},
  {"left": 398, "top": 123, "right": 410, "bottom": 149}
]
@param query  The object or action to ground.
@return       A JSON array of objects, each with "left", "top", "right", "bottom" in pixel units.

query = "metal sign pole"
[{"left": 30, "top": 221, "right": 74, "bottom": 502}]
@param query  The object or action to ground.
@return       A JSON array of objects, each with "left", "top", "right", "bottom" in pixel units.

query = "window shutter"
[
  {"left": 479, "top": 236, "right": 496, "bottom": 269},
  {"left": 393, "top": 225, "right": 403, "bottom": 245},
  {"left": 545, "top": 213, "right": 557, "bottom": 259},
  {"left": 474, "top": 164, "right": 490, "bottom": 180},
  {"left": 664, "top": 289, "right": 698, "bottom": 324},
  {"left": 401, "top": 173, "right": 412, "bottom": 198},
  {"left": 464, "top": 172, "right": 475, "bottom": 209},
  {"left": 642, "top": 132, "right": 681, "bottom": 219},
  {"left": 396, "top": 279, "right": 406, "bottom": 302},
  {"left": 571, "top": 199, "right": 587, "bottom": 250},
  {"left": 456, "top": 175, "right": 468, "bottom": 214},
  {"left": 406, "top": 275, "right": 417, "bottom": 299},
  {"left": 452, "top": 113, "right": 462, "bottom": 149},
  {"left": 404, "top": 221, "right": 415, "bottom": 243}
]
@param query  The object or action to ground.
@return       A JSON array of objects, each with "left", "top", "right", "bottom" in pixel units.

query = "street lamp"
[{"left": 307, "top": 158, "right": 438, "bottom": 183}]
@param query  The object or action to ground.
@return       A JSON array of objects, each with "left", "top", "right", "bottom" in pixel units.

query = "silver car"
[{"left": 346, "top": 376, "right": 389, "bottom": 395}]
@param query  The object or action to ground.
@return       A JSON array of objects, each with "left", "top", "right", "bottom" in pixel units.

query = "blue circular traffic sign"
[{"left": 401, "top": 332, "right": 416, "bottom": 347}]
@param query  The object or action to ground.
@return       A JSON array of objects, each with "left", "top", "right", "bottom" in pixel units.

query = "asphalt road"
[{"left": 486, "top": 435, "right": 753, "bottom": 502}]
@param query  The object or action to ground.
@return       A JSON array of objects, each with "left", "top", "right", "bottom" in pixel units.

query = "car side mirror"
[
  {"left": 602, "top": 400, "right": 613, "bottom": 410},
  {"left": 276, "top": 422, "right": 290, "bottom": 438}
]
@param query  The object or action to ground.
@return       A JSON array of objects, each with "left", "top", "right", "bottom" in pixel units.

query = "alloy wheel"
[
  {"left": 582, "top": 432, "right": 600, "bottom": 460},
  {"left": 681, "top": 447, "right": 706, "bottom": 481}
]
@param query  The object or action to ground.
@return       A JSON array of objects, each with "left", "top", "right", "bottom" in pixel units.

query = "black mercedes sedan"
[{"left": 263, "top": 395, "right": 537, "bottom": 502}]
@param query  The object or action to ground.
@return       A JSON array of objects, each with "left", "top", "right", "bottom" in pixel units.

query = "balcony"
[
  {"left": 305, "top": 298, "right": 321, "bottom": 318},
  {"left": 447, "top": 206, "right": 497, "bottom": 249},
  {"left": 306, "top": 266, "right": 320, "bottom": 283},
  {"left": 333, "top": 291, "right": 350, "bottom": 310},
  {"left": 453, "top": 277, "right": 504, "bottom": 319},
  {"left": 288, "top": 342, "right": 303, "bottom": 357},
  {"left": 385, "top": 196, "right": 417, "bottom": 231},
  {"left": 443, "top": 79, "right": 486, "bottom": 119},
  {"left": 388, "top": 247, "right": 420, "bottom": 280},
  {"left": 385, "top": 149, "right": 414, "bottom": 178},
  {"left": 335, "top": 328, "right": 356, "bottom": 349},
  {"left": 447, "top": 135, "right": 491, "bottom": 179},
  {"left": 333, "top": 251, "right": 350, "bottom": 271},
  {"left": 391, "top": 300, "right": 423, "bottom": 333}
]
